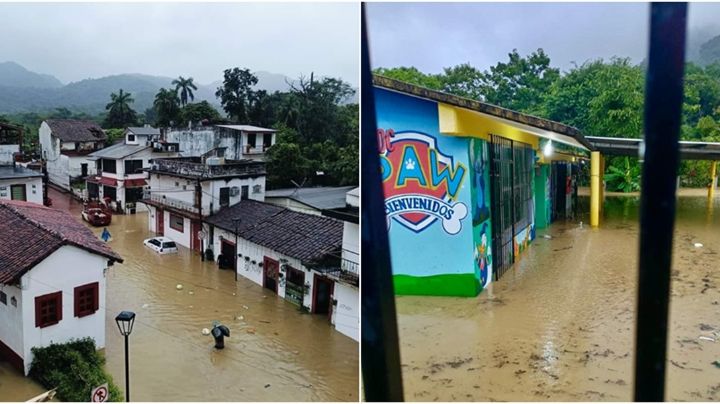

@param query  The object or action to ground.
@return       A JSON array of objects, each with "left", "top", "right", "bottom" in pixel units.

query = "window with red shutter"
[
  {"left": 74, "top": 282, "right": 99, "bottom": 318},
  {"left": 35, "top": 292, "right": 62, "bottom": 328}
]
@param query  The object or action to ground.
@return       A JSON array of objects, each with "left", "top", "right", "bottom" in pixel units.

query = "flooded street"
[
  {"left": 397, "top": 194, "right": 720, "bottom": 401},
  {"left": 1, "top": 188, "right": 358, "bottom": 402}
]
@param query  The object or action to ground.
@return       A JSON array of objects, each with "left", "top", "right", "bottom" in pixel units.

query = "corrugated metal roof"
[
  {"left": 0, "top": 165, "right": 43, "bottom": 180},
  {"left": 265, "top": 186, "right": 356, "bottom": 210},
  {"left": 127, "top": 126, "right": 160, "bottom": 136},
  {"left": 215, "top": 125, "right": 277, "bottom": 133},
  {"left": 88, "top": 143, "right": 150, "bottom": 160}
]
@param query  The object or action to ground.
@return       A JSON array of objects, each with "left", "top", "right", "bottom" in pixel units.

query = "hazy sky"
[
  {"left": 366, "top": 2, "right": 720, "bottom": 74},
  {"left": 0, "top": 2, "right": 359, "bottom": 86}
]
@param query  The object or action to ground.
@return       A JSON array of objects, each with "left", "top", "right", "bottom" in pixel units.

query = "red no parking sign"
[{"left": 91, "top": 383, "right": 109, "bottom": 402}]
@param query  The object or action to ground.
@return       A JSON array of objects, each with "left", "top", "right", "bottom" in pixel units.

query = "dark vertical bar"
[
  {"left": 360, "top": 3, "right": 404, "bottom": 402},
  {"left": 634, "top": 3, "right": 687, "bottom": 401},
  {"left": 125, "top": 335, "right": 130, "bottom": 402}
]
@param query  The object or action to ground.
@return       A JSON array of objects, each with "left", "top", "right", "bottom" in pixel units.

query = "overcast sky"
[
  {"left": 366, "top": 2, "right": 720, "bottom": 74},
  {"left": 0, "top": 2, "right": 359, "bottom": 86}
]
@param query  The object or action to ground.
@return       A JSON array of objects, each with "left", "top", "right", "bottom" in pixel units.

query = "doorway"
[
  {"left": 156, "top": 208, "right": 164, "bottom": 236},
  {"left": 312, "top": 274, "right": 334, "bottom": 317},
  {"left": 263, "top": 257, "right": 279, "bottom": 294},
  {"left": 220, "top": 239, "right": 236, "bottom": 271}
]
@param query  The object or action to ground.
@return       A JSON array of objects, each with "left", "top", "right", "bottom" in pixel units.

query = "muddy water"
[
  {"left": 1, "top": 189, "right": 358, "bottom": 402},
  {"left": 397, "top": 195, "right": 720, "bottom": 401}
]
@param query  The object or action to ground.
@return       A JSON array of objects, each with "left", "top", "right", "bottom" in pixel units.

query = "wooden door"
[
  {"left": 312, "top": 274, "right": 334, "bottom": 319},
  {"left": 10, "top": 184, "right": 26, "bottom": 201},
  {"left": 263, "top": 257, "right": 279, "bottom": 294}
]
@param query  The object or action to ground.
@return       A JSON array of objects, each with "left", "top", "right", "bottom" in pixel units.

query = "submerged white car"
[{"left": 143, "top": 237, "right": 178, "bottom": 254}]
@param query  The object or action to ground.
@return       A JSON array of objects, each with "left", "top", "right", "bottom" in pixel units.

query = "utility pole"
[{"left": 195, "top": 180, "right": 203, "bottom": 260}]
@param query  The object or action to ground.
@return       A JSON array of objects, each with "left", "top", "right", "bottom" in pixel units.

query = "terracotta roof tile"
[
  {"left": 45, "top": 119, "right": 107, "bottom": 142},
  {"left": 0, "top": 200, "right": 123, "bottom": 284}
]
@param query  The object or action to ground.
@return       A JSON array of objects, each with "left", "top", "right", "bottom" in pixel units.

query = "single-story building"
[
  {"left": 373, "top": 76, "right": 589, "bottom": 297},
  {"left": 0, "top": 200, "right": 123, "bottom": 375},
  {"left": 205, "top": 199, "right": 353, "bottom": 337}
]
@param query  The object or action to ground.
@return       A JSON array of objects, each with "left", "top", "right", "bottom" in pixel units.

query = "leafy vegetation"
[
  {"left": 29, "top": 338, "right": 123, "bottom": 402},
  {"left": 376, "top": 49, "right": 720, "bottom": 191}
]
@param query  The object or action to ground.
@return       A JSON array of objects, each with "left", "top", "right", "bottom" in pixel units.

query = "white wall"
[
  {"left": 212, "top": 228, "right": 314, "bottom": 310},
  {"left": 0, "top": 145, "right": 19, "bottom": 165},
  {"left": 40, "top": 122, "right": 69, "bottom": 190},
  {"left": 204, "top": 176, "right": 265, "bottom": 214},
  {"left": 332, "top": 283, "right": 359, "bottom": 341},
  {"left": 163, "top": 211, "right": 192, "bottom": 248},
  {"left": 0, "top": 177, "right": 43, "bottom": 205},
  {"left": 20, "top": 245, "right": 108, "bottom": 375},
  {"left": 264, "top": 197, "right": 320, "bottom": 216},
  {"left": 0, "top": 284, "right": 25, "bottom": 366},
  {"left": 341, "top": 222, "right": 359, "bottom": 266},
  {"left": 147, "top": 206, "right": 157, "bottom": 233}
]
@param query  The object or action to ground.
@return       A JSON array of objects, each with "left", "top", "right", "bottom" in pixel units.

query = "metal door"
[{"left": 489, "top": 135, "right": 514, "bottom": 280}]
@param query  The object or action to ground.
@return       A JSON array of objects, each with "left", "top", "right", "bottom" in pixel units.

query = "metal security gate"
[
  {"left": 489, "top": 135, "right": 514, "bottom": 280},
  {"left": 490, "top": 135, "right": 534, "bottom": 281}
]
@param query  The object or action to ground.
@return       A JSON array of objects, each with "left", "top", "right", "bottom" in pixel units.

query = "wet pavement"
[
  {"left": 397, "top": 194, "right": 720, "bottom": 401},
  {"left": 0, "top": 188, "right": 358, "bottom": 402}
]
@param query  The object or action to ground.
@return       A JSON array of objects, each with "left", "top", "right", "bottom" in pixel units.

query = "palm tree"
[
  {"left": 172, "top": 76, "right": 198, "bottom": 107},
  {"left": 153, "top": 88, "right": 180, "bottom": 127},
  {"left": 104, "top": 89, "right": 137, "bottom": 128}
]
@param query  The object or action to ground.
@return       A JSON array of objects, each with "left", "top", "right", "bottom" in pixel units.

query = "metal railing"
[
  {"left": 143, "top": 191, "right": 197, "bottom": 214},
  {"left": 149, "top": 158, "right": 265, "bottom": 179}
]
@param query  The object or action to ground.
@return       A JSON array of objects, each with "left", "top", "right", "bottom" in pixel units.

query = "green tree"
[
  {"left": 441, "top": 63, "right": 484, "bottom": 100},
  {"left": 153, "top": 88, "right": 181, "bottom": 127},
  {"left": 373, "top": 66, "right": 444, "bottom": 90},
  {"left": 172, "top": 76, "right": 198, "bottom": 107},
  {"left": 103, "top": 89, "right": 137, "bottom": 128},
  {"left": 476, "top": 49, "right": 560, "bottom": 114},
  {"left": 289, "top": 73, "right": 355, "bottom": 144},
  {"left": 180, "top": 101, "right": 223, "bottom": 126},
  {"left": 215, "top": 68, "right": 258, "bottom": 122}
]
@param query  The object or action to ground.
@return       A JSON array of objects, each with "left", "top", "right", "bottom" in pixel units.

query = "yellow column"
[
  {"left": 599, "top": 154, "right": 605, "bottom": 213},
  {"left": 591, "top": 151, "right": 601, "bottom": 227},
  {"left": 709, "top": 161, "right": 718, "bottom": 201}
]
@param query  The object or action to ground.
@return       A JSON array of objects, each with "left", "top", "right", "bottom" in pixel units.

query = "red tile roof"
[
  {"left": 0, "top": 200, "right": 123, "bottom": 284},
  {"left": 45, "top": 119, "right": 106, "bottom": 142}
]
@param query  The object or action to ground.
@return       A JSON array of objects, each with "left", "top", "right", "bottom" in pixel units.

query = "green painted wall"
[{"left": 534, "top": 164, "right": 551, "bottom": 229}]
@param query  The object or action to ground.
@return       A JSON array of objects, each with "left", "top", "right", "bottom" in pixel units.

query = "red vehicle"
[{"left": 81, "top": 201, "right": 112, "bottom": 226}]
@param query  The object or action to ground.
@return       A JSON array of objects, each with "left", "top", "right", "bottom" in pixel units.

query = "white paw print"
[{"left": 404, "top": 158, "right": 416, "bottom": 170}]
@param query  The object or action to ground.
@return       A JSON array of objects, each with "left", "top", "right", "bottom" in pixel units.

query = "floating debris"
[
  {"left": 176, "top": 284, "right": 183, "bottom": 290},
  {"left": 202, "top": 328, "right": 210, "bottom": 335},
  {"left": 236, "top": 315, "right": 245, "bottom": 321},
  {"left": 695, "top": 243, "right": 704, "bottom": 248},
  {"left": 699, "top": 336, "right": 716, "bottom": 342},
  {"left": 713, "top": 361, "right": 720, "bottom": 368},
  {"left": 247, "top": 327, "right": 256, "bottom": 334},
  {"left": 188, "top": 291, "right": 194, "bottom": 295},
  {"left": 242, "top": 305, "right": 249, "bottom": 310},
  {"left": 264, "top": 384, "right": 271, "bottom": 389},
  {"left": 543, "top": 235, "right": 552, "bottom": 239},
  {"left": 141, "top": 303, "right": 149, "bottom": 309}
]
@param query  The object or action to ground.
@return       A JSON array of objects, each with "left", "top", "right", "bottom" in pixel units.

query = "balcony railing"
[
  {"left": 148, "top": 158, "right": 265, "bottom": 179},
  {"left": 243, "top": 145, "right": 271, "bottom": 155},
  {"left": 143, "top": 191, "right": 198, "bottom": 215},
  {"left": 317, "top": 257, "right": 359, "bottom": 287}
]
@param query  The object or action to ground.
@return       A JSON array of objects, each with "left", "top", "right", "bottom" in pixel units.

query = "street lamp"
[{"left": 115, "top": 311, "right": 135, "bottom": 402}]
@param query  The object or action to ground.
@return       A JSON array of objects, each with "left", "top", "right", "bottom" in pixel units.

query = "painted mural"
[
  {"left": 375, "top": 87, "right": 479, "bottom": 297},
  {"left": 470, "top": 138, "right": 493, "bottom": 288}
]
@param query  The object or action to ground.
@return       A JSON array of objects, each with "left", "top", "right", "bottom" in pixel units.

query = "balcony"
[
  {"left": 142, "top": 191, "right": 200, "bottom": 217},
  {"left": 316, "top": 256, "right": 359, "bottom": 287},
  {"left": 243, "top": 144, "right": 271, "bottom": 155}
]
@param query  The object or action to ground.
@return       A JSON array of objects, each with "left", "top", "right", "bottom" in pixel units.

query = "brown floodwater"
[
  {"left": 397, "top": 193, "right": 720, "bottom": 401},
  {"left": 0, "top": 188, "right": 358, "bottom": 402}
]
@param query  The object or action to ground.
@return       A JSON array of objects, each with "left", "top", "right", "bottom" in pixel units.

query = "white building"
[
  {"left": 166, "top": 124, "right": 276, "bottom": 161},
  {"left": 320, "top": 187, "right": 359, "bottom": 341},
  {"left": 86, "top": 127, "right": 178, "bottom": 213},
  {"left": 39, "top": 119, "right": 106, "bottom": 191},
  {"left": 0, "top": 124, "right": 44, "bottom": 205},
  {"left": 0, "top": 200, "right": 123, "bottom": 375},
  {"left": 264, "top": 186, "right": 356, "bottom": 216},
  {"left": 142, "top": 153, "right": 266, "bottom": 252},
  {"left": 205, "top": 199, "right": 356, "bottom": 340}
]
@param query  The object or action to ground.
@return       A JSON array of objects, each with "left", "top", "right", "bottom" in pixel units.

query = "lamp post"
[
  {"left": 115, "top": 311, "right": 135, "bottom": 402},
  {"left": 232, "top": 218, "right": 241, "bottom": 282}
]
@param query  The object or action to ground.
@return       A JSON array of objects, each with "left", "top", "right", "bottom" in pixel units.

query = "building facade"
[
  {"left": 0, "top": 124, "right": 43, "bottom": 205},
  {"left": 373, "top": 77, "right": 589, "bottom": 297},
  {"left": 0, "top": 200, "right": 122, "bottom": 375},
  {"left": 142, "top": 155, "right": 266, "bottom": 251},
  {"left": 39, "top": 119, "right": 106, "bottom": 191},
  {"left": 205, "top": 200, "right": 356, "bottom": 339},
  {"left": 264, "top": 186, "right": 356, "bottom": 216},
  {"left": 86, "top": 127, "right": 178, "bottom": 213},
  {"left": 166, "top": 124, "right": 276, "bottom": 161}
]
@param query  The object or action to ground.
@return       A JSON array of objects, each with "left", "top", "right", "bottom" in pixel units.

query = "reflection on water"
[
  {"left": 397, "top": 195, "right": 720, "bottom": 401},
  {"left": 0, "top": 190, "right": 358, "bottom": 402}
]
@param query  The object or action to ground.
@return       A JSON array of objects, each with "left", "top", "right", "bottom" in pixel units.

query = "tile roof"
[
  {"left": 45, "top": 119, "right": 107, "bottom": 142},
  {"left": 0, "top": 200, "right": 123, "bottom": 284},
  {"left": 264, "top": 186, "right": 356, "bottom": 210},
  {"left": 205, "top": 199, "right": 343, "bottom": 263}
]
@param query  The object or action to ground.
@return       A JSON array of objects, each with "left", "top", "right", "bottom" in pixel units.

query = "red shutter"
[
  {"left": 93, "top": 283, "right": 99, "bottom": 312},
  {"left": 55, "top": 292, "right": 62, "bottom": 323},
  {"left": 73, "top": 286, "right": 80, "bottom": 317},
  {"left": 34, "top": 296, "right": 41, "bottom": 328}
]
